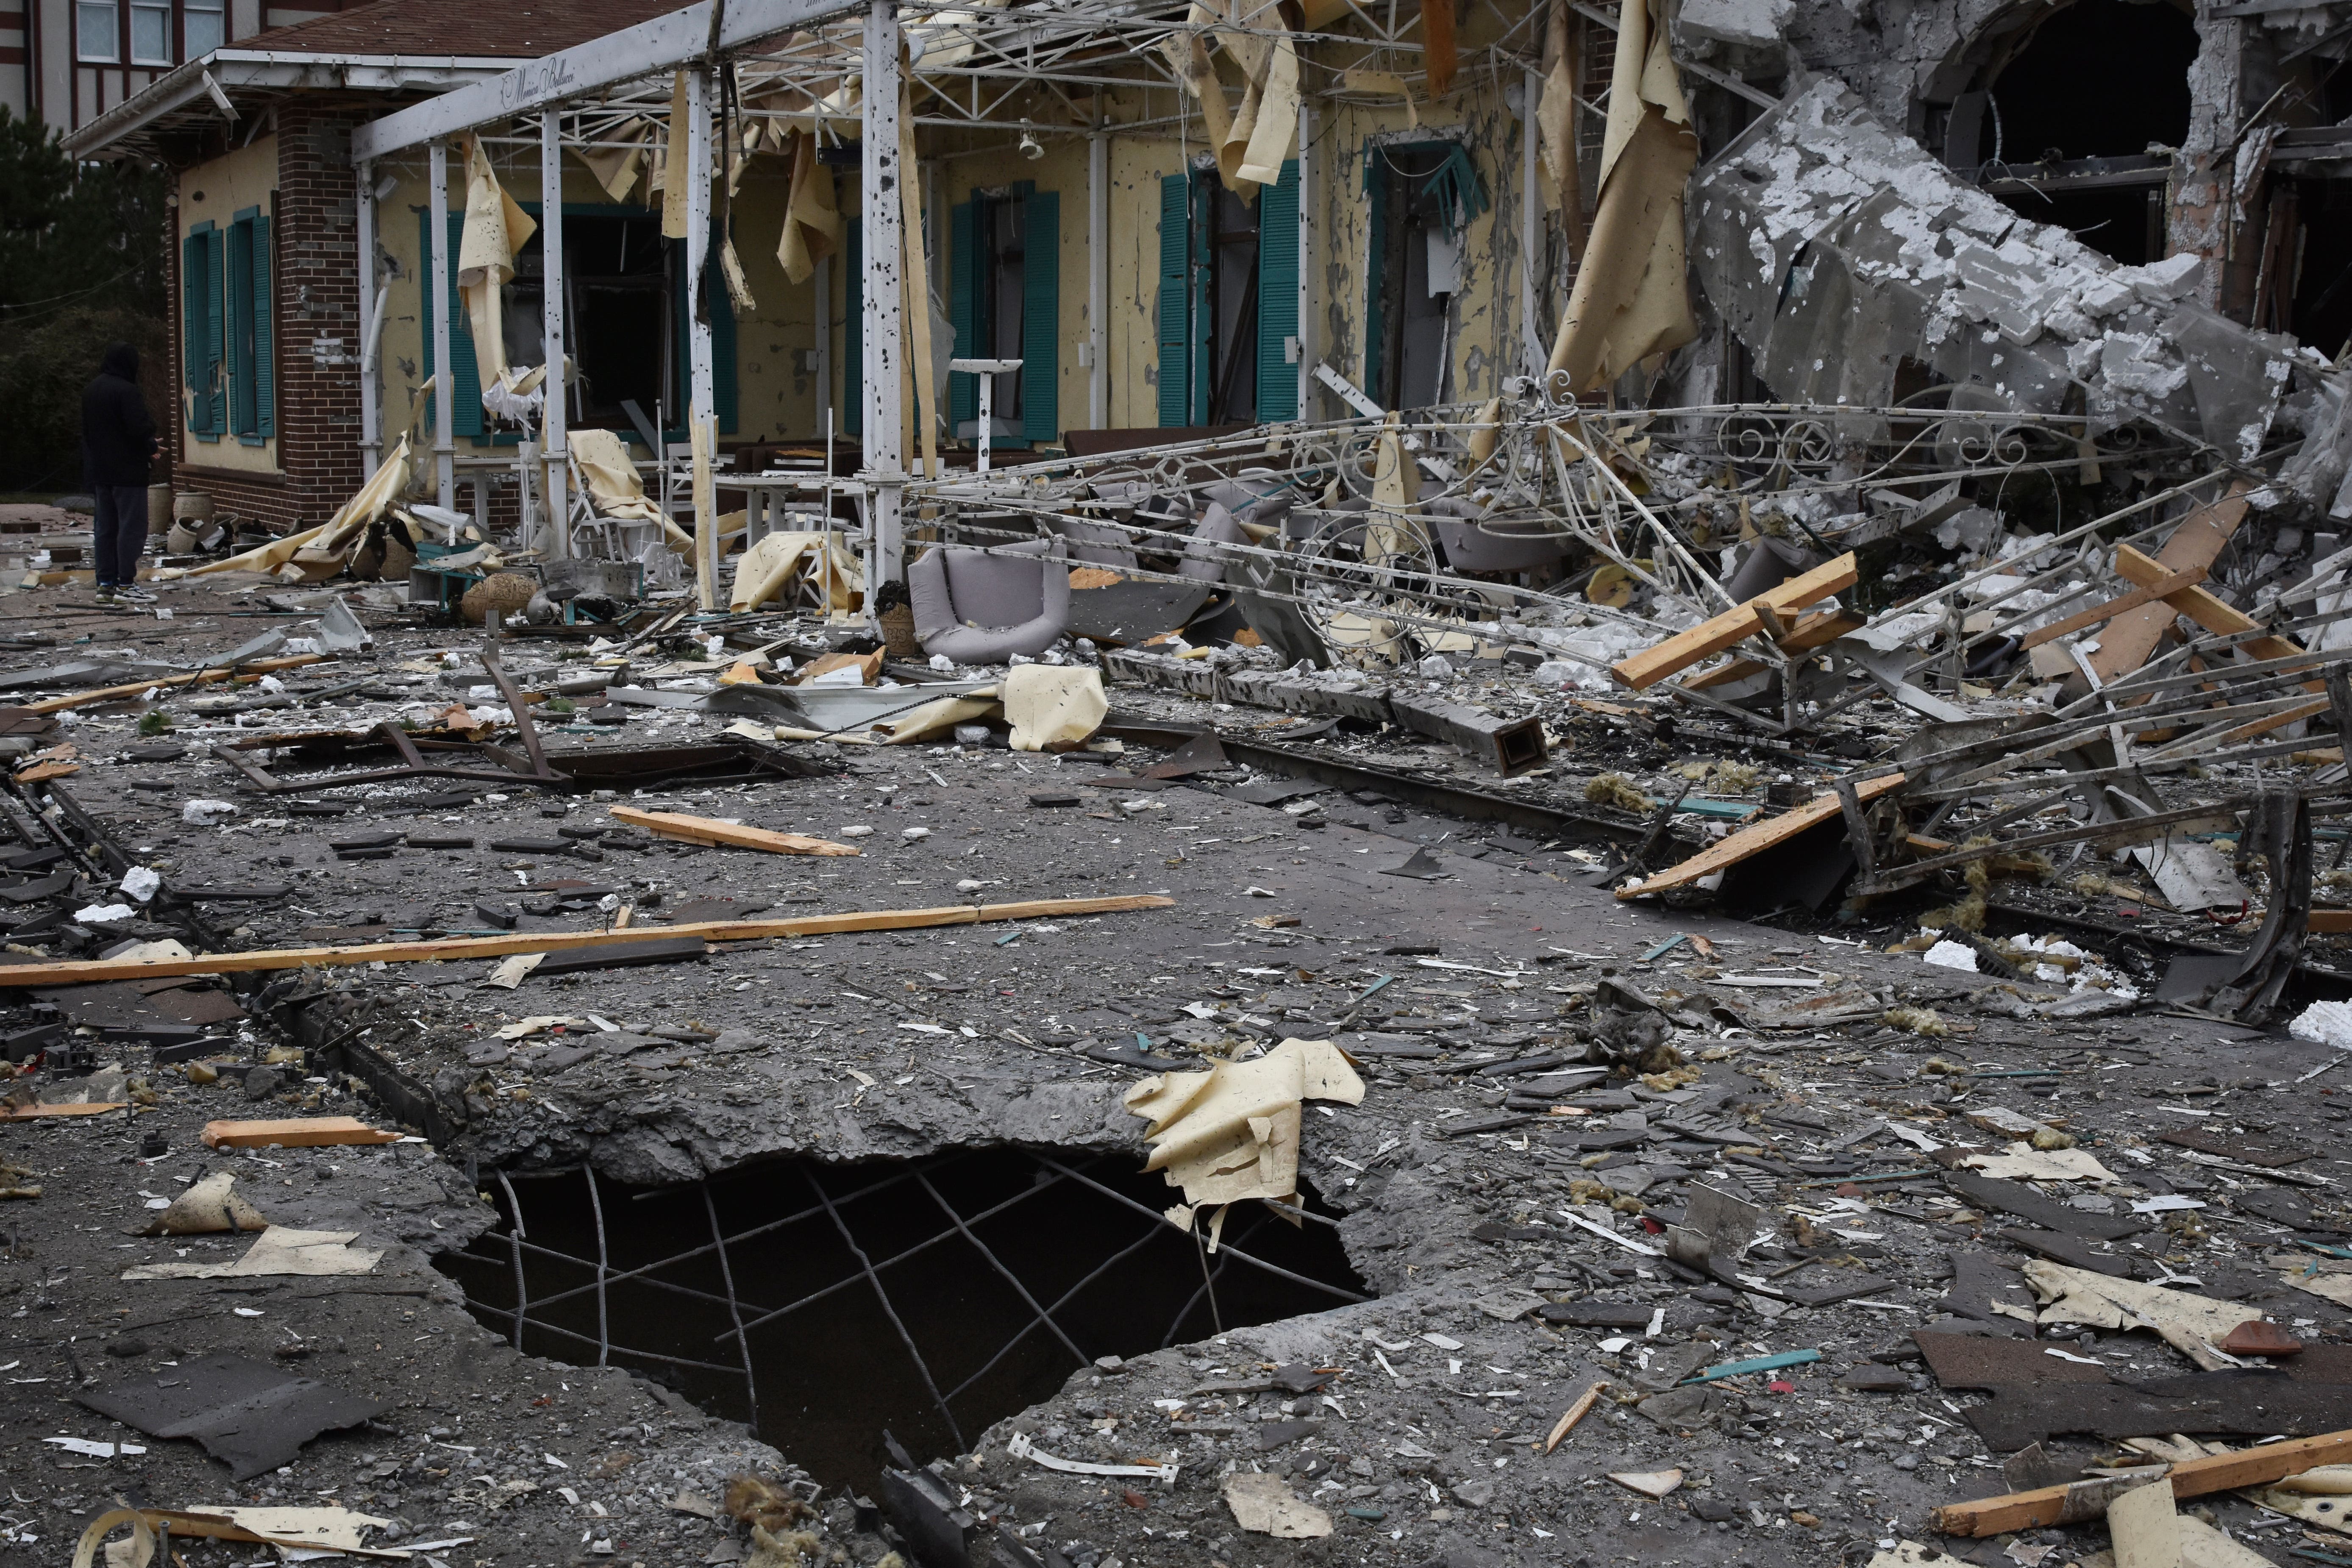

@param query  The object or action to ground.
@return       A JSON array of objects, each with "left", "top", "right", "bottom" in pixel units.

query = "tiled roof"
[{"left": 242, "top": 0, "right": 683, "bottom": 58}]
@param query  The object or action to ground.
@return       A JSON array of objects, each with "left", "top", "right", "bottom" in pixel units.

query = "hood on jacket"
[{"left": 99, "top": 343, "right": 139, "bottom": 381}]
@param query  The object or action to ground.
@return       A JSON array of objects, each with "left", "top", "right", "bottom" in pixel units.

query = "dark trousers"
[{"left": 92, "top": 485, "right": 148, "bottom": 587}]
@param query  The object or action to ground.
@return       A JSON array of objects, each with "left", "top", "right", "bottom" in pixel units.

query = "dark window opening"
[
  {"left": 1195, "top": 173, "right": 1260, "bottom": 425},
  {"left": 965, "top": 192, "right": 1026, "bottom": 435},
  {"left": 1368, "top": 142, "right": 1462, "bottom": 411},
  {"left": 508, "top": 213, "right": 672, "bottom": 436},
  {"left": 2290, "top": 177, "right": 2352, "bottom": 356},
  {"left": 439, "top": 1148, "right": 1369, "bottom": 1495},
  {"left": 1984, "top": 0, "right": 2196, "bottom": 164},
  {"left": 1999, "top": 183, "right": 2169, "bottom": 266}
]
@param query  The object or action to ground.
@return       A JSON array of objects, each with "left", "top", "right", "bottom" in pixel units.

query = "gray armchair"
[
  {"left": 1178, "top": 502, "right": 1251, "bottom": 583},
  {"left": 1426, "top": 498, "right": 1571, "bottom": 575},
  {"left": 909, "top": 537, "right": 1072, "bottom": 663}
]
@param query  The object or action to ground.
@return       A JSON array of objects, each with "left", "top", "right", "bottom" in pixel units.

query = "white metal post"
[
  {"left": 1296, "top": 100, "right": 1314, "bottom": 420},
  {"left": 428, "top": 140, "right": 455, "bottom": 511},
  {"left": 860, "top": 0, "right": 906, "bottom": 584},
  {"left": 684, "top": 67, "right": 716, "bottom": 594},
  {"left": 1520, "top": 66, "right": 1543, "bottom": 377},
  {"left": 1088, "top": 128, "right": 1106, "bottom": 430},
  {"left": 541, "top": 109, "right": 570, "bottom": 560},
  {"left": 813, "top": 253, "right": 831, "bottom": 438},
  {"left": 356, "top": 158, "right": 380, "bottom": 475}
]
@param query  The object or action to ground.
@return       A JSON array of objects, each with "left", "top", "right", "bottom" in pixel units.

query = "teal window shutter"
[
  {"left": 1156, "top": 173, "right": 1190, "bottom": 427},
  {"left": 1190, "top": 178, "right": 1212, "bottom": 425},
  {"left": 1363, "top": 156, "right": 1387, "bottom": 406},
  {"left": 1256, "top": 160, "right": 1300, "bottom": 424},
  {"left": 203, "top": 227, "right": 226, "bottom": 438},
  {"left": 1020, "top": 189, "right": 1058, "bottom": 445},
  {"left": 225, "top": 215, "right": 253, "bottom": 439},
  {"left": 418, "top": 209, "right": 484, "bottom": 438},
  {"left": 251, "top": 212, "right": 273, "bottom": 439},
  {"left": 843, "top": 222, "right": 862, "bottom": 438},
  {"left": 670, "top": 229, "right": 739, "bottom": 435},
  {"left": 182, "top": 225, "right": 219, "bottom": 440},
  {"left": 948, "top": 200, "right": 977, "bottom": 427}
]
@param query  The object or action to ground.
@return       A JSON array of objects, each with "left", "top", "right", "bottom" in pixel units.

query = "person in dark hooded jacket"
[{"left": 81, "top": 343, "right": 159, "bottom": 603}]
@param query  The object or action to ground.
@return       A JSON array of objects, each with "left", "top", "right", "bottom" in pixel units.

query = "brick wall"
[
  {"left": 271, "top": 97, "right": 367, "bottom": 527},
  {"left": 170, "top": 95, "right": 369, "bottom": 537}
]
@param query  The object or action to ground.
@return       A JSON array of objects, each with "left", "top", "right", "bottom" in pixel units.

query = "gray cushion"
[{"left": 1179, "top": 503, "right": 1251, "bottom": 583}]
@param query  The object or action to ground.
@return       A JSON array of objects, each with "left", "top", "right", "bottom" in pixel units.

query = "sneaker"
[
  {"left": 92, "top": 586, "right": 115, "bottom": 603},
  {"left": 117, "top": 586, "right": 156, "bottom": 603}
]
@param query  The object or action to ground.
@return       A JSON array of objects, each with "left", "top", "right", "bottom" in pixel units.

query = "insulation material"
[
  {"left": 1237, "top": 32, "right": 1301, "bottom": 186},
  {"left": 1960, "top": 1144, "right": 2118, "bottom": 1183},
  {"left": 876, "top": 689, "right": 1002, "bottom": 745},
  {"left": 1124, "top": 1037, "right": 1365, "bottom": 1213},
  {"left": 458, "top": 134, "right": 537, "bottom": 390},
  {"left": 1547, "top": 0, "right": 1696, "bottom": 389},
  {"left": 1001, "top": 665, "right": 1106, "bottom": 751},
  {"left": 776, "top": 130, "right": 843, "bottom": 285},
  {"left": 727, "top": 530, "right": 862, "bottom": 612},
  {"left": 1689, "top": 81, "right": 2297, "bottom": 455}
]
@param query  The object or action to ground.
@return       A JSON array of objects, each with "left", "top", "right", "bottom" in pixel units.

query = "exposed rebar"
[
  {"left": 804, "top": 1165, "right": 966, "bottom": 1451},
  {"left": 915, "top": 1170, "right": 1090, "bottom": 1369},
  {"left": 496, "top": 1169, "right": 528, "bottom": 1352},
  {"left": 704, "top": 1182, "right": 760, "bottom": 1429}
]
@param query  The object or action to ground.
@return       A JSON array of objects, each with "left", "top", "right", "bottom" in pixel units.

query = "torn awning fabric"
[{"left": 1124, "top": 1037, "right": 1364, "bottom": 1242}]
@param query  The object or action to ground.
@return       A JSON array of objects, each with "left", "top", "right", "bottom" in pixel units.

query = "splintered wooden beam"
[
  {"left": 2087, "top": 480, "right": 2252, "bottom": 685},
  {"left": 1616, "top": 772, "right": 1906, "bottom": 898},
  {"left": 1612, "top": 554, "right": 1859, "bottom": 692},
  {"left": 201, "top": 1116, "right": 403, "bottom": 1149},
  {"left": 1933, "top": 1427, "right": 2352, "bottom": 1536},
  {"left": 1685, "top": 609, "right": 1865, "bottom": 690},
  {"left": 2111, "top": 544, "right": 2312, "bottom": 669},
  {"left": 25, "top": 653, "right": 328, "bottom": 714},
  {"left": 609, "top": 804, "right": 861, "bottom": 856},
  {"left": 0, "top": 895, "right": 1177, "bottom": 987}
]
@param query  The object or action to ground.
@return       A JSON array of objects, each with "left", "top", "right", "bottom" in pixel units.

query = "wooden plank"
[
  {"left": 0, "top": 1101, "right": 127, "bottom": 1121},
  {"left": 2309, "top": 909, "right": 2352, "bottom": 934},
  {"left": 1934, "top": 1427, "right": 2352, "bottom": 1537},
  {"left": 1685, "top": 609, "right": 1865, "bottom": 690},
  {"left": 201, "top": 1116, "right": 403, "bottom": 1150},
  {"left": 1617, "top": 772, "right": 1906, "bottom": 898},
  {"left": 2087, "top": 482, "right": 2252, "bottom": 684},
  {"left": 25, "top": 653, "right": 328, "bottom": 715},
  {"left": 0, "top": 894, "right": 1178, "bottom": 987},
  {"left": 609, "top": 804, "right": 860, "bottom": 856},
  {"left": 1612, "top": 553, "right": 1860, "bottom": 691},
  {"left": 2018, "top": 569, "right": 2205, "bottom": 651},
  {"left": 2112, "top": 545, "right": 2312, "bottom": 669}
]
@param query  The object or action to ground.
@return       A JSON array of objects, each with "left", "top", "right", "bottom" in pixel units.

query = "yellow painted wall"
[{"left": 175, "top": 133, "right": 277, "bottom": 474}]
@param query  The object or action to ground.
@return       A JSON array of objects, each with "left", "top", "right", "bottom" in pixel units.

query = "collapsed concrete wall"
[{"left": 1688, "top": 78, "right": 2306, "bottom": 457}]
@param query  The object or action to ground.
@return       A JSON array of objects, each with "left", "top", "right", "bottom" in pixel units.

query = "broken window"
[
  {"left": 1365, "top": 140, "right": 1481, "bottom": 411},
  {"left": 1155, "top": 163, "right": 1299, "bottom": 428},
  {"left": 1932, "top": 0, "right": 2196, "bottom": 264}
]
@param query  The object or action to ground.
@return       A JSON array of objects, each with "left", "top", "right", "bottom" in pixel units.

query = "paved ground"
[{"left": 2, "top": 572, "right": 2348, "bottom": 1568}]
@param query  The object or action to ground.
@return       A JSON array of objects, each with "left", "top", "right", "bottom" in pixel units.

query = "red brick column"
[{"left": 270, "top": 97, "right": 368, "bottom": 530}]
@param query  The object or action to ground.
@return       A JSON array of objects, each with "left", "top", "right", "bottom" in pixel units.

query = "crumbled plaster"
[{"left": 1689, "top": 79, "right": 2300, "bottom": 455}]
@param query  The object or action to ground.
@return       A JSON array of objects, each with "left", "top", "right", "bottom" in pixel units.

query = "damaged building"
[{"left": 9, "top": 0, "right": 2352, "bottom": 1566}]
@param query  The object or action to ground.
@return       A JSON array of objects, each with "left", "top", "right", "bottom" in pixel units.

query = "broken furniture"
[{"left": 908, "top": 537, "right": 1071, "bottom": 663}]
